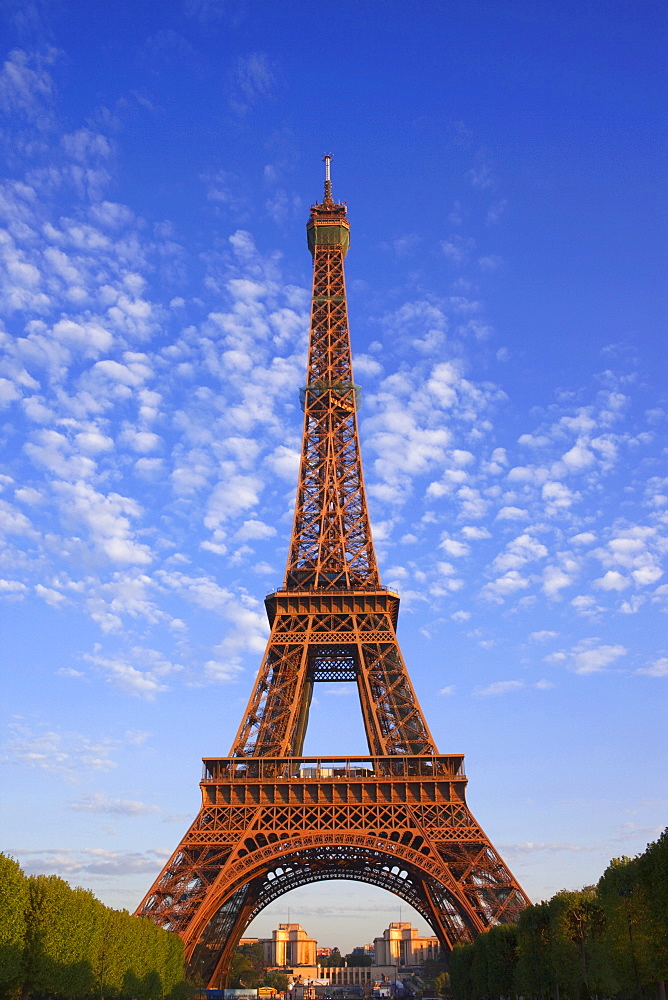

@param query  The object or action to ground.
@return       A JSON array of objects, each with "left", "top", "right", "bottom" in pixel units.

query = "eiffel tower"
[{"left": 136, "top": 157, "right": 529, "bottom": 985}]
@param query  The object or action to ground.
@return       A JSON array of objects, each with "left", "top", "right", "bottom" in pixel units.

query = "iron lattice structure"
[{"left": 137, "top": 160, "right": 529, "bottom": 984}]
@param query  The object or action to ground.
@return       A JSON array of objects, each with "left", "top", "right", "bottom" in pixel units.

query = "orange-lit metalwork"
[{"left": 136, "top": 159, "right": 529, "bottom": 984}]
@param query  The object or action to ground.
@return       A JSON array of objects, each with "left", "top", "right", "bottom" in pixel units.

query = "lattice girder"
[
  {"left": 286, "top": 228, "right": 378, "bottom": 590},
  {"left": 227, "top": 591, "right": 437, "bottom": 759}
]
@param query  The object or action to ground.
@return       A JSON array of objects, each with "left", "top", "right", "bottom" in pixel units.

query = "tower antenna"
[{"left": 323, "top": 152, "right": 333, "bottom": 203}]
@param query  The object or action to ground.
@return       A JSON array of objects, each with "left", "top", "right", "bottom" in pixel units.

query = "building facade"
[
  {"left": 242, "top": 923, "right": 318, "bottom": 969},
  {"left": 373, "top": 923, "right": 440, "bottom": 967}
]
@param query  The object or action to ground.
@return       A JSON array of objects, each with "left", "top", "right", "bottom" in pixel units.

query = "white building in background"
[
  {"left": 241, "top": 920, "right": 439, "bottom": 990},
  {"left": 241, "top": 923, "right": 318, "bottom": 974},
  {"left": 373, "top": 922, "right": 440, "bottom": 967}
]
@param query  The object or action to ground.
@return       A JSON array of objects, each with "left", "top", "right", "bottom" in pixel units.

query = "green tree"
[
  {"left": 0, "top": 857, "right": 185, "bottom": 1000},
  {"left": 344, "top": 953, "right": 372, "bottom": 967},
  {"left": 229, "top": 943, "right": 266, "bottom": 987},
  {"left": 470, "top": 933, "right": 488, "bottom": 1000},
  {"left": 22, "top": 874, "right": 98, "bottom": 997},
  {"left": 420, "top": 958, "right": 449, "bottom": 997},
  {"left": 514, "top": 903, "right": 552, "bottom": 1000},
  {"left": 637, "top": 828, "right": 668, "bottom": 982},
  {"left": 597, "top": 852, "right": 663, "bottom": 995},
  {"left": 319, "top": 948, "right": 343, "bottom": 968},
  {"left": 433, "top": 971, "right": 449, "bottom": 997},
  {"left": 483, "top": 924, "right": 518, "bottom": 999},
  {"left": 263, "top": 971, "right": 290, "bottom": 992},
  {"left": 449, "top": 944, "right": 474, "bottom": 1000},
  {"left": 548, "top": 889, "right": 608, "bottom": 1000},
  {"left": 0, "top": 855, "right": 28, "bottom": 999}
]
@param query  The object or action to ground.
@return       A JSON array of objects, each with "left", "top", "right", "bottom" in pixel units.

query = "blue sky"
[{"left": 1, "top": 0, "right": 666, "bottom": 955}]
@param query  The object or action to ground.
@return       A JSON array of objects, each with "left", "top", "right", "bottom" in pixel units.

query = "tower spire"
[{"left": 323, "top": 152, "right": 333, "bottom": 203}]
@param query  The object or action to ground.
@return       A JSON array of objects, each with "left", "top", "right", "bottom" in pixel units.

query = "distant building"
[
  {"left": 351, "top": 944, "right": 375, "bottom": 961},
  {"left": 373, "top": 922, "right": 439, "bottom": 966},
  {"left": 247, "top": 923, "right": 317, "bottom": 969},
  {"left": 241, "top": 919, "right": 437, "bottom": 993}
]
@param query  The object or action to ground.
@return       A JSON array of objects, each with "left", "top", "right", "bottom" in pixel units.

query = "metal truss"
[
  {"left": 286, "top": 192, "right": 377, "bottom": 592},
  {"left": 136, "top": 163, "right": 530, "bottom": 984},
  {"left": 227, "top": 591, "right": 438, "bottom": 759},
  {"left": 137, "top": 755, "right": 527, "bottom": 986}
]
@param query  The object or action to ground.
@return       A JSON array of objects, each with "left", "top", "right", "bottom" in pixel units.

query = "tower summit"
[
  {"left": 137, "top": 162, "right": 529, "bottom": 985},
  {"left": 290, "top": 153, "right": 373, "bottom": 591}
]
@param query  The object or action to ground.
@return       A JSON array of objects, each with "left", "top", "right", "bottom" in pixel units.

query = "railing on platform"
[{"left": 201, "top": 754, "right": 466, "bottom": 782}]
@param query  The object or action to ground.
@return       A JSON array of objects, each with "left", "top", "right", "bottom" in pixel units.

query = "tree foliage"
[
  {"left": 449, "top": 944, "right": 474, "bottom": 1000},
  {"left": 448, "top": 828, "right": 668, "bottom": 1000},
  {"left": 0, "top": 855, "right": 29, "bottom": 998},
  {"left": 228, "top": 943, "right": 266, "bottom": 987},
  {"left": 318, "top": 948, "right": 343, "bottom": 968},
  {"left": 0, "top": 854, "right": 186, "bottom": 1000},
  {"left": 344, "top": 953, "right": 372, "bottom": 967}
]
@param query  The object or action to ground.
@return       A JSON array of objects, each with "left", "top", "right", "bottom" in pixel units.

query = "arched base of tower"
[{"left": 136, "top": 756, "right": 529, "bottom": 987}]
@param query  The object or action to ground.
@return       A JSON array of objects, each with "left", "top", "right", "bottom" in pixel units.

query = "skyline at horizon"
[{"left": 1, "top": 0, "right": 666, "bottom": 954}]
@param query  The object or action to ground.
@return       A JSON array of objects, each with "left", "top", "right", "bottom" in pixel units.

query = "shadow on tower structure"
[{"left": 136, "top": 157, "right": 530, "bottom": 985}]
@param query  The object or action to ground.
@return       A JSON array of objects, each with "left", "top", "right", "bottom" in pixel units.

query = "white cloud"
[
  {"left": 439, "top": 537, "right": 469, "bottom": 558},
  {"left": 53, "top": 318, "right": 113, "bottom": 354},
  {"left": 228, "top": 52, "right": 276, "bottom": 116},
  {"left": 542, "top": 480, "right": 579, "bottom": 514},
  {"left": 235, "top": 518, "right": 277, "bottom": 541},
  {"left": 265, "top": 444, "right": 300, "bottom": 479},
  {"left": 499, "top": 842, "right": 589, "bottom": 858},
  {"left": 554, "top": 640, "right": 628, "bottom": 675},
  {"left": 120, "top": 429, "right": 162, "bottom": 453},
  {"left": 570, "top": 594, "right": 604, "bottom": 618},
  {"left": 451, "top": 610, "right": 470, "bottom": 622},
  {"left": 594, "top": 570, "right": 630, "bottom": 591},
  {"left": 75, "top": 429, "right": 114, "bottom": 454},
  {"left": 4, "top": 723, "right": 119, "bottom": 777},
  {"left": 475, "top": 680, "right": 524, "bottom": 697},
  {"left": 632, "top": 564, "right": 663, "bottom": 586},
  {"left": 85, "top": 646, "right": 182, "bottom": 698},
  {"left": 542, "top": 564, "right": 574, "bottom": 599},
  {"left": 480, "top": 570, "right": 530, "bottom": 602},
  {"left": 491, "top": 533, "right": 548, "bottom": 573},
  {"left": 496, "top": 505, "right": 528, "bottom": 521},
  {"left": 636, "top": 657, "right": 668, "bottom": 678},
  {"left": 461, "top": 525, "right": 490, "bottom": 540},
  {"left": 11, "top": 847, "right": 165, "bottom": 877},
  {"left": 35, "top": 583, "right": 66, "bottom": 606},
  {"left": 507, "top": 465, "right": 549, "bottom": 485},
  {"left": 558, "top": 439, "right": 595, "bottom": 472},
  {"left": 67, "top": 793, "right": 160, "bottom": 815},
  {"left": 53, "top": 482, "right": 152, "bottom": 565},
  {"left": 0, "top": 49, "right": 56, "bottom": 124},
  {"left": 570, "top": 532, "right": 597, "bottom": 546},
  {"left": 204, "top": 474, "right": 263, "bottom": 529}
]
